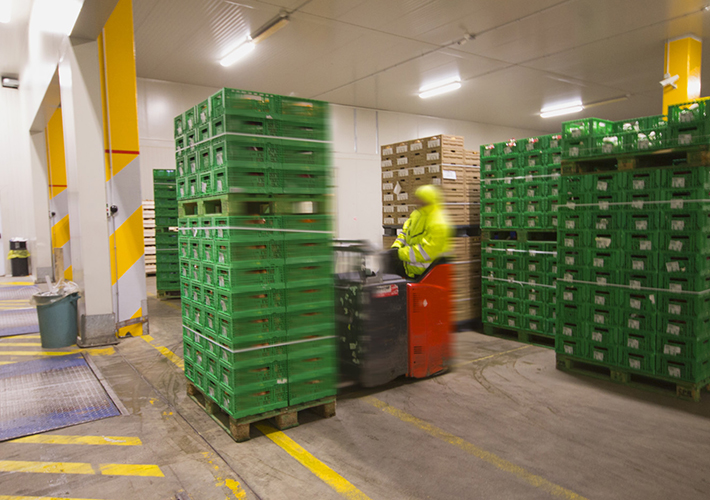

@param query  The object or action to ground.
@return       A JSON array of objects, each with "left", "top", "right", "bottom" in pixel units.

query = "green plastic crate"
[
  {"left": 281, "top": 140, "right": 330, "bottom": 168},
  {"left": 657, "top": 355, "right": 710, "bottom": 383},
  {"left": 619, "top": 348, "right": 655, "bottom": 374},
  {"left": 212, "top": 166, "right": 281, "bottom": 195},
  {"left": 562, "top": 118, "right": 615, "bottom": 140},
  {"left": 220, "top": 380, "right": 289, "bottom": 420},
  {"left": 659, "top": 166, "right": 710, "bottom": 190},
  {"left": 284, "top": 257, "right": 333, "bottom": 285},
  {"left": 210, "top": 89, "right": 275, "bottom": 118},
  {"left": 216, "top": 239, "right": 284, "bottom": 266},
  {"left": 556, "top": 336, "right": 587, "bottom": 357},
  {"left": 215, "top": 262, "right": 284, "bottom": 291},
  {"left": 668, "top": 98, "right": 710, "bottom": 126},
  {"left": 625, "top": 252, "right": 658, "bottom": 273},
  {"left": 663, "top": 232, "right": 710, "bottom": 254},
  {"left": 216, "top": 286, "right": 285, "bottom": 315},
  {"left": 216, "top": 308, "right": 285, "bottom": 338},
  {"left": 212, "top": 136, "right": 280, "bottom": 169},
  {"left": 659, "top": 252, "right": 710, "bottom": 275},
  {"left": 659, "top": 313, "right": 710, "bottom": 338}
]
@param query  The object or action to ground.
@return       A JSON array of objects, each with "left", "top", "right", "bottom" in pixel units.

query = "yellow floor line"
[
  {"left": 362, "top": 397, "right": 587, "bottom": 500},
  {"left": 0, "top": 348, "right": 114, "bottom": 357},
  {"left": 2, "top": 334, "right": 40, "bottom": 339},
  {"left": 98, "top": 463, "right": 164, "bottom": 477},
  {"left": 225, "top": 478, "right": 247, "bottom": 499},
  {"left": 0, "top": 496, "right": 104, "bottom": 500},
  {"left": 141, "top": 335, "right": 184, "bottom": 369},
  {"left": 0, "top": 342, "right": 42, "bottom": 347},
  {"left": 0, "top": 460, "right": 163, "bottom": 477},
  {"left": 452, "top": 345, "right": 531, "bottom": 368},
  {"left": 0, "top": 361, "right": 15, "bottom": 365},
  {"left": 10, "top": 435, "right": 142, "bottom": 446},
  {"left": 255, "top": 423, "right": 371, "bottom": 500}
]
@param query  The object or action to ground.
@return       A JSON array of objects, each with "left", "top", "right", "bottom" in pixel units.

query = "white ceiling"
[{"left": 135, "top": 0, "right": 710, "bottom": 131}]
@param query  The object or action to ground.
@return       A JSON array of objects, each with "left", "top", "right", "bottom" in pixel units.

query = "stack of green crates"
[
  {"left": 176, "top": 88, "right": 336, "bottom": 420},
  {"left": 153, "top": 169, "right": 179, "bottom": 293},
  {"left": 667, "top": 97, "right": 710, "bottom": 148},
  {"left": 481, "top": 134, "right": 562, "bottom": 230},
  {"left": 556, "top": 166, "right": 710, "bottom": 384}
]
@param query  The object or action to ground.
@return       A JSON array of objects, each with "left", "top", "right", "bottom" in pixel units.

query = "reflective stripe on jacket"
[{"left": 391, "top": 185, "right": 452, "bottom": 277}]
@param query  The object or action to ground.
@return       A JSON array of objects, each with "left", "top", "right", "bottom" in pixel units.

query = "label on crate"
[
  {"left": 563, "top": 273, "right": 573, "bottom": 282},
  {"left": 593, "top": 350, "right": 605, "bottom": 362},
  {"left": 590, "top": 331, "right": 603, "bottom": 343},
  {"left": 663, "top": 343, "right": 682, "bottom": 356},
  {"left": 632, "top": 260, "right": 645, "bottom": 271},
  {"left": 679, "top": 133, "right": 692, "bottom": 145},
  {"left": 398, "top": 169, "right": 409, "bottom": 177},
  {"left": 552, "top": 187, "right": 559, "bottom": 196},
  {"left": 529, "top": 263, "right": 537, "bottom": 271},
  {"left": 564, "top": 292, "right": 573, "bottom": 301},
  {"left": 529, "top": 321, "right": 538, "bottom": 331},
  {"left": 666, "top": 261, "right": 680, "bottom": 272},
  {"left": 597, "top": 276, "right": 608, "bottom": 285},
  {"left": 596, "top": 219, "right": 608, "bottom": 230},
  {"left": 397, "top": 157, "right": 409, "bottom": 166},
  {"left": 190, "top": 186, "right": 196, "bottom": 195},
  {"left": 201, "top": 181, "right": 207, "bottom": 193},
  {"left": 205, "top": 296, "right": 211, "bottom": 307},
  {"left": 597, "top": 181, "right": 608, "bottom": 192},
  {"left": 630, "top": 280, "right": 641, "bottom": 290},
  {"left": 508, "top": 319, "right": 516, "bottom": 327},
  {"left": 634, "top": 220, "right": 647, "bottom": 230},
  {"left": 629, "top": 358, "right": 641, "bottom": 369},
  {"left": 383, "top": 147, "right": 393, "bottom": 156},
  {"left": 528, "top": 306, "right": 537, "bottom": 316},
  {"left": 670, "top": 199, "right": 684, "bottom": 209},
  {"left": 671, "top": 219, "right": 686, "bottom": 231},
  {"left": 669, "top": 240, "right": 684, "bottom": 251},
  {"left": 596, "top": 237, "right": 612, "bottom": 249},
  {"left": 383, "top": 170, "right": 394, "bottom": 179},
  {"left": 569, "top": 146, "right": 580, "bottom": 157},
  {"left": 628, "top": 319, "right": 640, "bottom": 330},
  {"left": 504, "top": 160, "right": 515, "bottom": 169},
  {"left": 215, "top": 152, "right": 223, "bottom": 165},
  {"left": 564, "top": 345, "right": 574, "bottom": 354},
  {"left": 428, "top": 165, "right": 440, "bottom": 173},
  {"left": 507, "top": 262, "right": 514, "bottom": 270},
  {"left": 561, "top": 326, "right": 572, "bottom": 337},
  {"left": 564, "top": 256, "right": 575, "bottom": 266},
  {"left": 529, "top": 276, "right": 538, "bottom": 284},
  {"left": 631, "top": 200, "right": 644, "bottom": 209},
  {"left": 427, "top": 152, "right": 441, "bottom": 161},
  {"left": 640, "top": 240, "right": 652, "bottom": 251},
  {"left": 564, "top": 238, "right": 574, "bottom": 248},
  {"left": 565, "top": 220, "right": 576, "bottom": 230},
  {"left": 528, "top": 159, "right": 537, "bottom": 167},
  {"left": 593, "top": 314, "right": 605, "bottom": 325},
  {"left": 669, "top": 304, "right": 682, "bottom": 315},
  {"left": 630, "top": 298, "right": 641, "bottom": 310},
  {"left": 412, "top": 167, "right": 426, "bottom": 175},
  {"left": 595, "top": 295, "right": 606, "bottom": 306},
  {"left": 599, "top": 201, "right": 610, "bottom": 210},
  {"left": 219, "top": 276, "right": 225, "bottom": 288},
  {"left": 505, "top": 290, "right": 515, "bottom": 299},
  {"left": 525, "top": 189, "right": 535, "bottom": 197},
  {"left": 528, "top": 292, "right": 537, "bottom": 301},
  {"left": 505, "top": 219, "right": 513, "bottom": 227},
  {"left": 566, "top": 202, "right": 576, "bottom": 210},
  {"left": 191, "top": 161, "right": 197, "bottom": 173},
  {"left": 632, "top": 180, "right": 645, "bottom": 190},
  {"left": 428, "top": 139, "right": 441, "bottom": 148},
  {"left": 670, "top": 283, "right": 683, "bottom": 292},
  {"left": 667, "top": 323, "right": 681, "bottom": 336},
  {"left": 382, "top": 159, "right": 393, "bottom": 168},
  {"left": 396, "top": 145, "right": 408, "bottom": 154},
  {"left": 638, "top": 139, "right": 650, "bottom": 150},
  {"left": 672, "top": 177, "right": 686, "bottom": 188},
  {"left": 443, "top": 169, "right": 457, "bottom": 180},
  {"left": 668, "top": 366, "right": 682, "bottom": 378},
  {"left": 383, "top": 183, "right": 394, "bottom": 190},
  {"left": 397, "top": 192, "right": 408, "bottom": 201},
  {"left": 487, "top": 314, "right": 496, "bottom": 322},
  {"left": 527, "top": 204, "right": 537, "bottom": 213}
]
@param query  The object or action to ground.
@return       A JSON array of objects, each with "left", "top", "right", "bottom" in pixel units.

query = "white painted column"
[
  {"left": 28, "top": 130, "right": 54, "bottom": 280},
  {"left": 59, "top": 38, "right": 116, "bottom": 346}
]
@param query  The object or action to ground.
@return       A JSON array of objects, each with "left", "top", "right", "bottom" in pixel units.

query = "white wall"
[{"left": 137, "top": 78, "right": 545, "bottom": 247}]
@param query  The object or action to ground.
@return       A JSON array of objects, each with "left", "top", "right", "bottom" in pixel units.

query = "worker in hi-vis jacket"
[{"left": 386, "top": 184, "right": 452, "bottom": 278}]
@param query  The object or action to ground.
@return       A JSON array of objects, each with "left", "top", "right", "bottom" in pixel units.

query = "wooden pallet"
[
  {"left": 156, "top": 290, "right": 181, "bottom": 300},
  {"left": 482, "top": 323, "right": 555, "bottom": 348},
  {"left": 556, "top": 354, "right": 710, "bottom": 402},
  {"left": 186, "top": 381, "right": 336, "bottom": 442},
  {"left": 561, "top": 144, "right": 710, "bottom": 176}
]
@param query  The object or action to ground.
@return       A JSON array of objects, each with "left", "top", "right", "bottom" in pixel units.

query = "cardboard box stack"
[{"left": 381, "top": 134, "right": 481, "bottom": 323}]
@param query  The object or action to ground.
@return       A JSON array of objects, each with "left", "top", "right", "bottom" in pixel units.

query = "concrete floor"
[{"left": 1, "top": 276, "right": 710, "bottom": 499}]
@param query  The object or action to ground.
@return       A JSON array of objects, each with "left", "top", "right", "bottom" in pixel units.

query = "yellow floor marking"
[
  {"left": 256, "top": 423, "right": 371, "bottom": 500},
  {"left": 0, "top": 282, "right": 35, "bottom": 286},
  {"left": 0, "top": 496, "right": 103, "bottom": 500},
  {"left": 0, "top": 361, "right": 14, "bottom": 365},
  {"left": 0, "top": 460, "right": 94, "bottom": 475},
  {"left": 0, "top": 348, "right": 114, "bottom": 357},
  {"left": 2, "top": 334, "right": 40, "bottom": 339},
  {"left": 452, "top": 345, "right": 531, "bottom": 368},
  {"left": 11, "top": 435, "right": 142, "bottom": 446},
  {"left": 363, "top": 397, "right": 587, "bottom": 500},
  {"left": 98, "top": 463, "right": 164, "bottom": 477},
  {"left": 141, "top": 335, "right": 184, "bottom": 369},
  {"left": 225, "top": 478, "right": 247, "bottom": 499},
  {"left": 0, "top": 342, "right": 42, "bottom": 347}
]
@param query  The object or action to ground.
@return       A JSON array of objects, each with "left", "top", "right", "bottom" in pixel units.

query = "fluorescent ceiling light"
[
  {"left": 251, "top": 15, "right": 289, "bottom": 44},
  {"left": 220, "top": 38, "right": 255, "bottom": 67},
  {"left": 540, "top": 100, "right": 584, "bottom": 118},
  {"left": 0, "top": 0, "right": 11, "bottom": 23},
  {"left": 419, "top": 78, "right": 462, "bottom": 99},
  {"left": 31, "top": 0, "right": 83, "bottom": 35}
]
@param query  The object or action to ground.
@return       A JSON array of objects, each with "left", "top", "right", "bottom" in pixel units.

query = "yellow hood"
[{"left": 415, "top": 184, "right": 443, "bottom": 206}]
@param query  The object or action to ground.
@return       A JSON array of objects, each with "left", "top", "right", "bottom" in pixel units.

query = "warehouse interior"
[{"left": 2, "top": 1, "right": 710, "bottom": 499}]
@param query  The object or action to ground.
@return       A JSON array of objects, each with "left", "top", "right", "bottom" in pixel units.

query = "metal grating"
[
  {"left": 0, "top": 309, "right": 39, "bottom": 337},
  {"left": 0, "top": 354, "right": 120, "bottom": 441}
]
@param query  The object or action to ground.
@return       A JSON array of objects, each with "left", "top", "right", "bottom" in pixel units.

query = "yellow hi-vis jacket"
[{"left": 391, "top": 185, "right": 452, "bottom": 278}]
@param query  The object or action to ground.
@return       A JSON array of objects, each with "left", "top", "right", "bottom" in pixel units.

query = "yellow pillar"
[
  {"left": 662, "top": 36, "right": 702, "bottom": 115},
  {"left": 99, "top": 0, "right": 146, "bottom": 337}
]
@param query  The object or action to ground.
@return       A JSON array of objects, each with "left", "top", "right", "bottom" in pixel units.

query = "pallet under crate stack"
[
  {"left": 153, "top": 169, "right": 180, "bottom": 297},
  {"left": 175, "top": 88, "right": 337, "bottom": 439},
  {"left": 479, "top": 134, "right": 563, "bottom": 346},
  {"left": 556, "top": 102, "right": 710, "bottom": 400},
  {"left": 381, "top": 134, "right": 481, "bottom": 325}
]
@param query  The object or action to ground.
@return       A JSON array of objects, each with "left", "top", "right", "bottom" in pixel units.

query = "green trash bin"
[{"left": 35, "top": 292, "right": 80, "bottom": 348}]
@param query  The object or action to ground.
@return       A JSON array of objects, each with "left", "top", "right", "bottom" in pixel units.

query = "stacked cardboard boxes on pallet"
[
  {"left": 381, "top": 134, "right": 481, "bottom": 324},
  {"left": 143, "top": 200, "right": 156, "bottom": 275},
  {"left": 153, "top": 169, "right": 180, "bottom": 295},
  {"left": 175, "top": 89, "right": 336, "bottom": 432},
  {"left": 479, "top": 135, "right": 563, "bottom": 346},
  {"left": 557, "top": 106, "right": 710, "bottom": 396}
]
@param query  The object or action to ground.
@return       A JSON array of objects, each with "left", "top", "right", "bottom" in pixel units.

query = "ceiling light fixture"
[
  {"left": 419, "top": 78, "right": 462, "bottom": 99},
  {"left": 0, "top": 0, "right": 11, "bottom": 23},
  {"left": 540, "top": 100, "right": 585, "bottom": 118},
  {"left": 2, "top": 76, "right": 19, "bottom": 89},
  {"left": 220, "top": 37, "right": 256, "bottom": 67},
  {"left": 219, "top": 13, "right": 289, "bottom": 67}
]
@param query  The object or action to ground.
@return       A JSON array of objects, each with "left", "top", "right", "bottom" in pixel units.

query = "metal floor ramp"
[
  {"left": 0, "top": 354, "right": 121, "bottom": 441},
  {"left": 0, "top": 285, "right": 40, "bottom": 337}
]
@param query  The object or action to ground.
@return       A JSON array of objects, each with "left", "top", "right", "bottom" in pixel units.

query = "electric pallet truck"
[{"left": 335, "top": 241, "right": 453, "bottom": 388}]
